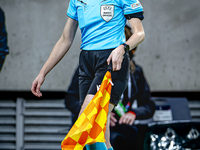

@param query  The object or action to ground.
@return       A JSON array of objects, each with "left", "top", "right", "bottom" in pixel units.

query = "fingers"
[
  {"left": 119, "top": 116, "right": 131, "bottom": 125},
  {"left": 36, "top": 84, "right": 42, "bottom": 97},
  {"left": 112, "top": 59, "right": 122, "bottom": 71},
  {"left": 119, "top": 115, "right": 128, "bottom": 124},
  {"left": 107, "top": 46, "right": 124, "bottom": 71},
  {"left": 110, "top": 54, "right": 123, "bottom": 71},
  {"left": 31, "top": 74, "right": 45, "bottom": 97},
  {"left": 110, "top": 112, "right": 117, "bottom": 127},
  {"left": 110, "top": 120, "right": 116, "bottom": 127},
  {"left": 129, "top": 118, "right": 134, "bottom": 125},
  {"left": 31, "top": 80, "right": 42, "bottom": 97},
  {"left": 119, "top": 113, "right": 135, "bottom": 125},
  {"left": 110, "top": 112, "right": 117, "bottom": 122}
]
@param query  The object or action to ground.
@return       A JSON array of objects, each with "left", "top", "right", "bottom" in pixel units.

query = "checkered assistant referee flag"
[{"left": 61, "top": 71, "right": 112, "bottom": 150}]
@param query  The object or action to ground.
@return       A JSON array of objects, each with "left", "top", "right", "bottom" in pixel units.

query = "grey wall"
[
  {"left": 0, "top": 0, "right": 200, "bottom": 91},
  {"left": 136, "top": 0, "right": 200, "bottom": 91}
]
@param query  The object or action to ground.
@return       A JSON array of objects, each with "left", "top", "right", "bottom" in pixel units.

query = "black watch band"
[{"left": 122, "top": 43, "right": 130, "bottom": 53}]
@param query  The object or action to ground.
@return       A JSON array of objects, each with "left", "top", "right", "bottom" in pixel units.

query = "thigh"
[
  {"left": 79, "top": 74, "right": 93, "bottom": 106},
  {"left": 79, "top": 50, "right": 113, "bottom": 105},
  {"left": 110, "top": 53, "right": 129, "bottom": 105},
  {"left": 79, "top": 50, "right": 129, "bottom": 106},
  {"left": 87, "top": 52, "right": 130, "bottom": 106}
]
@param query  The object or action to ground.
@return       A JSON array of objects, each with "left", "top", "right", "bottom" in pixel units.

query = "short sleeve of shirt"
[
  {"left": 121, "top": 0, "right": 143, "bottom": 15},
  {"left": 67, "top": 0, "right": 78, "bottom": 21}
]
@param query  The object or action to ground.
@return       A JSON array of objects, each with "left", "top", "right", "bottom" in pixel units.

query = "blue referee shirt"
[{"left": 67, "top": 0, "right": 143, "bottom": 50}]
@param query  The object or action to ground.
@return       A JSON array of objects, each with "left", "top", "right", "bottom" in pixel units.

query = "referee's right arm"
[{"left": 31, "top": 18, "right": 78, "bottom": 97}]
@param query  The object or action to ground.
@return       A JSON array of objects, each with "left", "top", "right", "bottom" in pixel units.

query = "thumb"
[{"left": 107, "top": 54, "right": 112, "bottom": 65}]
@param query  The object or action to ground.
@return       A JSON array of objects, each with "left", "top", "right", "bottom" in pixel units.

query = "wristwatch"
[{"left": 122, "top": 43, "right": 130, "bottom": 53}]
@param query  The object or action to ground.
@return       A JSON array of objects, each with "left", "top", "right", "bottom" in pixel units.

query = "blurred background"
[
  {"left": 0, "top": 0, "right": 200, "bottom": 150},
  {"left": 0, "top": 0, "right": 200, "bottom": 91}
]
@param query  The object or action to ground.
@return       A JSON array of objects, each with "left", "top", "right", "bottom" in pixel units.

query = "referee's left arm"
[{"left": 126, "top": 17, "right": 145, "bottom": 51}]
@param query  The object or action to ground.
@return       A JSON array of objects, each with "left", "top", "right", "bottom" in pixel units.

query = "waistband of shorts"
[{"left": 81, "top": 48, "right": 115, "bottom": 52}]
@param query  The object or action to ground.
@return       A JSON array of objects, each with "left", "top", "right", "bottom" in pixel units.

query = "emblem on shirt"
[
  {"left": 131, "top": 1, "right": 141, "bottom": 9},
  {"left": 101, "top": 5, "right": 114, "bottom": 22}
]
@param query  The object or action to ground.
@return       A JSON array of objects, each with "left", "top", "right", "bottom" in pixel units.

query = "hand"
[
  {"left": 31, "top": 74, "right": 45, "bottom": 97},
  {"left": 119, "top": 112, "right": 136, "bottom": 125},
  {"left": 110, "top": 112, "right": 117, "bottom": 127},
  {"left": 107, "top": 45, "right": 125, "bottom": 71}
]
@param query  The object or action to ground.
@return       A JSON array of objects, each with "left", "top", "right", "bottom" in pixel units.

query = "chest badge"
[{"left": 101, "top": 5, "right": 114, "bottom": 22}]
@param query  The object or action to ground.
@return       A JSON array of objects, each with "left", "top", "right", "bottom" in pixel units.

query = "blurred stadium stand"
[{"left": 0, "top": 91, "right": 199, "bottom": 150}]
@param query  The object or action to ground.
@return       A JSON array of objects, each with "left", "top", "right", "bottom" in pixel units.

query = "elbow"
[
  {"left": 138, "top": 30, "right": 145, "bottom": 43},
  {"left": 61, "top": 33, "right": 73, "bottom": 48},
  {"left": 142, "top": 31, "right": 145, "bottom": 42}
]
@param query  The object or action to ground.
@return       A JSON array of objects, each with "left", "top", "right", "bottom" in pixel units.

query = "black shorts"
[{"left": 79, "top": 49, "right": 129, "bottom": 106}]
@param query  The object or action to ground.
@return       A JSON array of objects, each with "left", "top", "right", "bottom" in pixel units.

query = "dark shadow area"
[{"left": 1, "top": 91, "right": 199, "bottom": 100}]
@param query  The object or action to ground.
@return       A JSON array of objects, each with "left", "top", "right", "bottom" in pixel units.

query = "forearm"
[
  {"left": 126, "top": 18, "right": 145, "bottom": 50},
  {"left": 39, "top": 36, "right": 71, "bottom": 77},
  {"left": 126, "top": 31, "right": 145, "bottom": 50},
  {"left": 39, "top": 18, "right": 78, "bottom": 77}
]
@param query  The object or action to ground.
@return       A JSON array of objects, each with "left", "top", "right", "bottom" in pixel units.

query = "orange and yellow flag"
[{"left": 61, "top": 71, "right": 112, "bottom": 150}]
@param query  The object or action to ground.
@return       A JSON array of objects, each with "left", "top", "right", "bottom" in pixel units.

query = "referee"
[{"left": 31, "top": 0, "right": 145, "bottom": 150}]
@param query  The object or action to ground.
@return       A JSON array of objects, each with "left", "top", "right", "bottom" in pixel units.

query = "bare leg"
[
  {"left": 79, "top": 94, "right": 115, "bottom": 149},
  {"left": 79, "top": 94, "right": 96, "bottom": 145},
  {"left": 105, "top": 103, "right": 115, "bottom": 149},
  {"left": 78, "top": 94, "right": 94, "bottom": 117}
]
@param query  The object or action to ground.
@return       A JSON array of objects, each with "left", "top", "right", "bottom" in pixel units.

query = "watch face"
[
  {"left": 126, "top": 44, "right": 130, "bottom": 51},
  {"left": 123, "top": 43, "right": 129, "bottom": 52}
]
